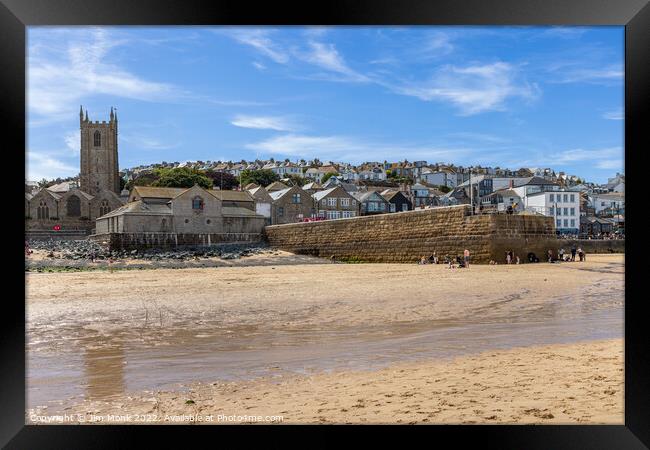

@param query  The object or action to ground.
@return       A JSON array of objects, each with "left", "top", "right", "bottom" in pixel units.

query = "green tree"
[
  {"left": 437, "top": 185, "right": 452, "bottom": 193},
  {"left": 321, "top": 172, "right": 339, "bottom": 183},
  {"left": 240, "top": 169, "right": 280, "bottom": 187},
  {"left": 152, "top": 167, "right": 213, "bottom": 189},
  {"left": 205, "top": 170, "right": 239, "bottom": 190}
]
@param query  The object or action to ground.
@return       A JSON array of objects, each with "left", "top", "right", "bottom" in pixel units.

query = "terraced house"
[
  {"left": 269, "top": 185, "right": 313, "bottom": 224},
  {"left": 312, "top": 186, "right": 358, "bottom": 220}
]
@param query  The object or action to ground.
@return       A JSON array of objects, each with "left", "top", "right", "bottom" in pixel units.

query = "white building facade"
[{"left": 525, "top": 190, "right": 581, "bottom": 234}]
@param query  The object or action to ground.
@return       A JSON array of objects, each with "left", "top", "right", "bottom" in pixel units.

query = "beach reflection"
[{"left": 83, "top": 340, "right": 125, "bottom": 401}]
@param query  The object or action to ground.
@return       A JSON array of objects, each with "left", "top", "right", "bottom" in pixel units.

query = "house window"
[
  {"left": 570, "top": 219, "right": 575, "bottom": 227},
  {"left": 402, "top": 203, "right": 408, "bottom": 211},
  {"left": 564, "top": 219, "right": 569, "bottom": 228},
  {"left": 563, "top": 207, "right": 568, "bottom": 216},
  {"left": 601, "top": 202, "right": 606, "bottom": 206},
  {"left": 563, "top": 194, "right": 568, "bottom": 202},
  {"left": 570, "top": 194, "right": 575, "bottom": 202},
  {"left": 570, "top": 207, "right": 575, "bottom": 216},
  {"left": 278, "top": 206, "right": 284, "bottom": 217},
  {"left": 292, "top": 193, "right": 301, "bottom": 204},
  {"left": 352, "top": 200, "right": 356, "bottom": 206},
  {"left": 556, "top": 208, "right": 561, "bottom": 216},
  {"left": 192, "top": 196, "right": 204, "bottom": 210},
  {"left": 556, "top": 219, "right": 561, "bottom": 227},
  {"left": 327, "top": 197, "right": 337, "bottom": 207},
  {"left": 550, "top": 207, "right": 554, "bottom": 216},
  {"left": 390, "top": 204, "right": 396, "bottom": 212},
  {"left": 549, "top": 194, "right": 554, "bottom": 202},
  {"left": 93, "top": 130, "right": 101, "bottom": 147},
  {"left": 318, "top": 210, "right": 325, "bottom": 218},
  {"left": 341, "top": 198, "right": 350, "bottom": 207}
]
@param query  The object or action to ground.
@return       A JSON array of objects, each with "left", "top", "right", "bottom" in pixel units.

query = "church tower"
[{"left": 79, "top": 106, "right": 120, "bottom": 195}]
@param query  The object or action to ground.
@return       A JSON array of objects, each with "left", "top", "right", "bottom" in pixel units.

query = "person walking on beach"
[
  {"left": 463, "top": 249, "right": 470, "bottom": 268},
  {"left": 506, "top": 251, "right": 512, "bottom": 265},
  {"left": 547, "top": 249, "right": 553, "bottom": 263},
  {"left": 559, "top": 248, "right": 565, "bottom": 261},
  {"left": 577, "top": 247, "right": 584, "bottom": 261},
  {"left": 571, "top": 245, "right": 577, "bottom": 261}
]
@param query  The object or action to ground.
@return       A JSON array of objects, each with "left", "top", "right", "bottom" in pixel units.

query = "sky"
[{"left": 26, "top": 26, "right": 624, "bottom": 184}]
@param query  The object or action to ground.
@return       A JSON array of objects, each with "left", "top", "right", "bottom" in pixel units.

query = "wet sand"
[
  {"left": 31, "top": 339, "right": 621, "bottom": 424},
  {"left": 26, "top": 254, "right": 624, "bottom": 424}
]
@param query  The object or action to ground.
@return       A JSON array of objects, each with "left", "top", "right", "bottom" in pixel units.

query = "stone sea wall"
[
  {"left": 90, "top": 232, "right": 263, "bottom": 250},
  {"left": 264, "top": 205, "right": 558, "bottom": 264}
]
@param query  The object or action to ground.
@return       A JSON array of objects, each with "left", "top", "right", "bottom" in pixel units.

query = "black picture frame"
[{"left": 3, "top": 0, "right": 647, "bottom": 447}]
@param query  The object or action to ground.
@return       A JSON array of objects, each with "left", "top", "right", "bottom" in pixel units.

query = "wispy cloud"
[
  {"left": 231, "top": 114, "right": 298, "bottom": 132},
  {"left": 245, "top": 133, "right": 469, "bottom": 162},
  {"left": 547, "top": 62, "right": 623, "bottom": 85},
  {"left": 297, "top": 41, "right": 370, "bottom": 83},
  {"left": 602, "top": 108, "right": 624, "bottom": 120},
  {"left": 64, "top": 130, "right": 80, "bottom": 154},
  {"left": 26, "top": 151, "right": 78, "bottom": 181},
  {"left": 389, "top": 62, "right": 540, "bottom": 115},
  {"left": 28, "top": 28, "right": 180, "bottom": 124},
  {"left": 120, "top": 133, "right": 180, "bottom": 150},
  {"left": 226, "top": 29, "right": 289, "bottom": 64}
]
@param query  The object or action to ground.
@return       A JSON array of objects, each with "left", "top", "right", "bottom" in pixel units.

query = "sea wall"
[
  {"left": 264, "top": 205, "right": 558, "bottom": 264},
  {"left": 560, "top": 239, "right": 625, "bottom": 254},
  {"left": 89, "top": 232, "right": 263, "bottom": 250}
]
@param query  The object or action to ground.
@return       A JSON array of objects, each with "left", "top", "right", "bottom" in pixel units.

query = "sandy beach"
[
  {"left": 26, "top": 253, "right": 624, "bottom": 424},
  {"left": 31, "top": 338, "right": 621, "bottom": 424}
]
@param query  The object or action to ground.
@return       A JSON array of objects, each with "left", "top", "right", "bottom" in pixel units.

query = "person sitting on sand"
[{"left": 419, "top": 255, "right": 427, "bottom": 265}]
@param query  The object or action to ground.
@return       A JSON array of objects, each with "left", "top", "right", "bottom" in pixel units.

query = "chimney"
[{"left": 509, "top": 179, "right": 514, "bottom": 189}]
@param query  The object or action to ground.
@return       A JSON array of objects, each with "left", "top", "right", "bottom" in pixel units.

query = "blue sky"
[{"left": 27, "top": 26, "right": 623, "bottom": 184}]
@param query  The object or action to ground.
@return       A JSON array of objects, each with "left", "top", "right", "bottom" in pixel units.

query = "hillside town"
[{"left": 27, "top": 155, "right": 625, "bottom": 238}]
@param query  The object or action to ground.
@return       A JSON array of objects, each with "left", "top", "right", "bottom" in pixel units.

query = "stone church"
[{"left": 25, "top": 107, "right": 125, "bottom": 234}]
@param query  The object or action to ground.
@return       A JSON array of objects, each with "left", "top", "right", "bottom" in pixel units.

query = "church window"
[
  {"left": 192, "top": 196, "right": 204, "bottom": 211},
  {"left": 94, "top": 130, "right": 101, "bottom": 147},
  {"left": 37, "top": 201, "right": 49, "bottom": 220},
  {"left": 66, "top": 195, "right": 81, "bottom": 217},
  {"left": 99, "top": 200, "right": 111, "bottom": 216}
]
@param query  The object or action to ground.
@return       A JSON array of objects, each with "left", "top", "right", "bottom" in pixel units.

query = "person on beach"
[
  {"left": 559, "top": 248, "right": 565, "bottom": 261},
  {"left": 506, "top": 252, "right": 511, "bottom": 264},
  {"left": 419, "top": 255, "right": 427, "bottom": 265},
  {"left": 547, "top": 249, "right": 553, "bottom": 263},
  {"left": 571, "top": 245, "right": 577, "bottom": 261},
  {"left": 516, "top": 255, "right": 521, "bottom": 264},
  {"left": 578, "top": 247, "right": 584, "bottom": 261},
  {"left": 25, "top": 240, "right": 32, "bottom": 257},
  {"left": 464, "top": 249, "right": 470, "bottom": 268}
]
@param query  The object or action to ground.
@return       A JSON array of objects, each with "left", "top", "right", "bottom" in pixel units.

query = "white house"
[
  {"left": 589, "top": 192, "right": 625, "bottom": 215},
  {"left": 525, "top": 189, "right": 581, "bottom": 234},
  {"left": 420, "top": 170, "right": 457, "bottom": 187}
]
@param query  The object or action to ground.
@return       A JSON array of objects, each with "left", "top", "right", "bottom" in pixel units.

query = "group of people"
[
  {"left": 418, "top": 249, "right": 471, "bottom": 269},
  {"left": 548, "top": 245, "right": 586, "bottom": 263},
  {"left": 503, "top": 250, "right": 520, "bottom": 265}
]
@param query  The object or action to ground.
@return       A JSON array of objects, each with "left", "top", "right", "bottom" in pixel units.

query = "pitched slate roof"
[
  {"left": 208, "top": 189, "right": 254, "bottom": 202},
  {"left": 99, "top": 200, "right": 172, "bottom": 219},
  {"left": 269, "top": 187, "right": 292, "bottom": 201},
  {"left": 312, "top": 187, "right": 339, "bottom": 202},
  {"left": 132, "top": 186, "right": 187, "bottom": 199},
  {"left": 266, "top": 181, "right": 290, "bottom": 192}
]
